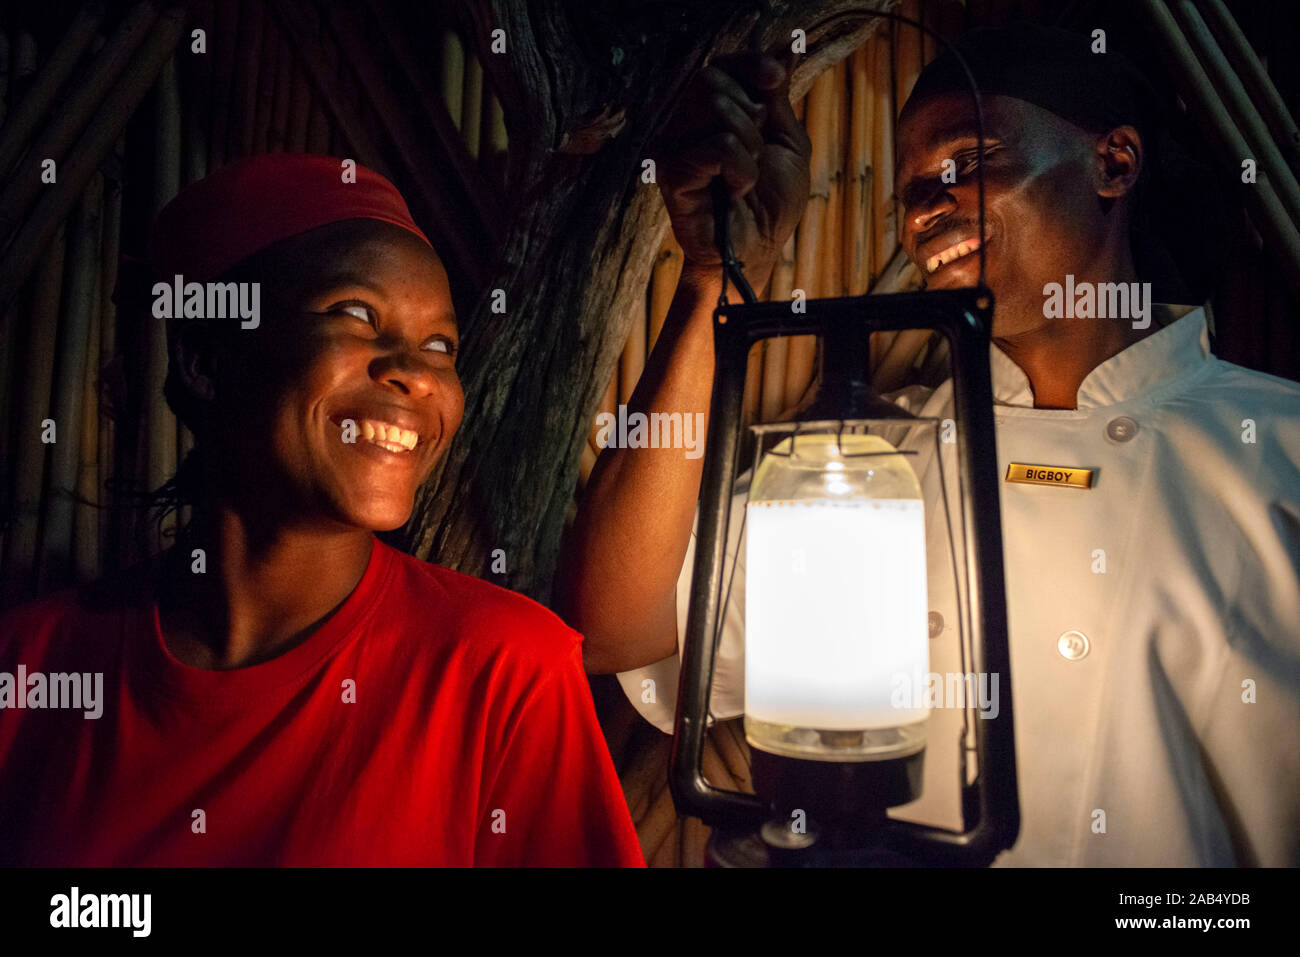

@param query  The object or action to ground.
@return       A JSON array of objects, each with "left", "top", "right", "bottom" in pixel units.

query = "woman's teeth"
[
  {"left": 356, "top": 419, "right": 419, "bottom": 452},
  {"left": 926, "top": 236, "right": 982, "bottom": 274}
]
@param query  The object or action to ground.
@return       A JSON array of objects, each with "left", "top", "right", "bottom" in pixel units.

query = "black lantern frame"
[{"left": 667, "top": 286, "right": 1019, "bottom": 867}]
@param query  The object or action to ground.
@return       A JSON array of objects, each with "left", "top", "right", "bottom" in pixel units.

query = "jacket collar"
[{"left": 989, "top": 304, "right": 1210, "bottom": 410}]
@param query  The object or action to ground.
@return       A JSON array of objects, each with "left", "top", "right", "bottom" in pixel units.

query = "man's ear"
[{"left": 1095, "top": 125, "right": 1143, "bottom": 199}]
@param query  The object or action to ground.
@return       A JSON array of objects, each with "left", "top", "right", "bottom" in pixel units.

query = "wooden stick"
[
  {"left": 181, "top": 2, "right": 212, "bottom": 185},
  {"left": 151, "top": 52, "right": 181, "bottom": 216},
  {"left": 871, "top": 32, "right": 896, "bottom": 284},
  {"left": 895, "top": 0, "right": 923, "bottom": 112},
  {"left": 43, "top": 175, "right": 103, "bottom": 589},
  {"left": 208, "top": 0, "right": 239, "bottom": 168},
  {"left": 10, "top": 30, "right": 37, "bottom": 102},
  {"left": 0, "top": 31, "right": 10, "bottom": 128},
  {"left": 590, "top": 364, "right": 617, "bottom": 451},
  {"left": 324, "top": 3, "right": 487, "bottom": 288},
  {"left": 760, "top": 232, "right": 795, "bottom": 423},
  {"left": 286, "top": 56, "right": 312, "bottom": 152},
  {"left": 0, "top": 3, "right": 159, "bottom": 243},
  {"left": 0, "top": 8, "right": 188, "bottom": 316},
  {"left": 0, "top": 2, "right": 106, "bottom": 182},
  {"left": 0, "top": 225, "right": 65, "bottom": 605},
  {"left": 268, "top": 26, "right": 293, "bottom": 152},
  {"left": 75, "top": 214, "right": 103, "bottom": 582},
  {"left": 784, "top": 63, "right": 835, "bottom": 414},
  {"left": 369, "top": 6, "right": 501, "bottom": 234},
  {"left": 441, "top": 31, "right": 464, "bottom": 132},
  {"left": 462, "top": 53, "right": 484, "bottom": 160},
  {"left": 97, "top": 141, "right": 122, "bottom": 569},
  {"left": 647, "top": 229, "right": 682, "bottom": 353},
  {"left": 845, "top": 45, "right": 872, "bottom": 296},
  {"left": 251, "top": 17, "right": 279, "bottom": 154},
  {"left": 228, "top": 0, "right": 263, "bottom": 160},
  {"left": 618, "top": 293, "right": 646, "bottom": 406},
  {"left": 481, "top": 90, "right": 508, "bottom": 185},
  {"left": 268, "top": 0, "right": 389, "bottom": 175}
]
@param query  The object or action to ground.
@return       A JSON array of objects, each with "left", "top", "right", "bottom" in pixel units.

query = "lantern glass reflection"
[{"left": 744, "top": 431, "right": 930, "bottom": 762}]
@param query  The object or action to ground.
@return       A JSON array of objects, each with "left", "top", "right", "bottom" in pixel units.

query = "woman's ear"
[
  {"left": 167, "top": 319, "right": 218, "bottom": 403},
  {"left": 1096, "top": 125, "right": 1143, "bottom": 199}
]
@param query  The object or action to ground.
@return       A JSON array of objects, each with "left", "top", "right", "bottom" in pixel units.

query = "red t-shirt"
[{"left": 0, "top": 537, "right": 644, "bottom": 866}]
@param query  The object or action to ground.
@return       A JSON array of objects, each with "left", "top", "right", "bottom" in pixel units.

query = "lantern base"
[{"left": 751, "top": 744, "right": 922, "bottom": 839}]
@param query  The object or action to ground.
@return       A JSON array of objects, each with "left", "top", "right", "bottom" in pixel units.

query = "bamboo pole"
[
  {"left": 268, "top": 27, "right": 293, "bottom": 152},
  {"left": 481, "top": 90, "right": 508, "bottom": 185},
  {"left": 97, "top": 142, "right": 122, "bottom": 570},
  {"left": 441, "top": 31, "right": 464, "bottom": 131},
  {"left": 208, "top": 0, "right": 239, "bottom": 168},
  {"left": 75, "top": 216, "right": 103, "bottom": 582},
  {"left": 0, "top": 8, "right": 188, "bottom": 316},
  {"left": 648, "top": 229, "right": 682, "bottom": 353},
  {"left": 462, "top": 53, "right": 484, "bottom": 160},
  {"left": 1, "top": 225, "right": 65, "bottom": 606},
  {"left": 784, "top": 63, "right": 835, "bottom": 414},
  {"left": 895, "top": 0, "right": 923, "bottom": 112},
  {"left": 0, "top": 2, "right": 106, "bottom": 182},
  {"left": 11, "top": 31, "right": 36, "bottom": 103},
  {"left": 845, "top": 44, "right": 872, "bottom": 297},
  {"left": 760, "top": 232, "right": 796, "bottom": 423},
  {"left": 577, "top": 438, "right": 598, "bottom": 489},
  {"left": 41, "top": 175, "right": 103, "bottom": 591},
  {"left": 0, "top": 4, "right": 158, "bottom": 242},
  {"left": 0, "top": 32, "right": 10, "bottom": 128},
  {"left": 287, "top": 57, "right": 312, "bottom": 152},
  {"left": 871, "top": 33, "right": 896, "bottom": 285},
  {"left": 252, "top": 17, "right": 278, "bottom": 154},
  {"left": 618, "top": 294, "right": 647, "bottom": 406},
  {"left": 231, "top": 0, "right": 264, "bottom": 160},
  {"left": 590, "top": 366, "right": 617, "bottom": 451},
  {"left": 182, "top": 4, "right": 212, "bottom": 186},
  {"left": 148, "top": 51, "right": 183, "bottom": 550}
]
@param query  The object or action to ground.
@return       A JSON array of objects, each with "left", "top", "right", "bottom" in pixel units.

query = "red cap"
[{"left": 149, "top": 154, "right": 431, "bottom": 282}]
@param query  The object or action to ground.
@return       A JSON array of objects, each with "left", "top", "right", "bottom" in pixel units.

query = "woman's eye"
[
  {"left": 426, "top": 337, "right": 457, "bottom": 357},
  {"left": 337, "top": 303, "right": 372, "bottom": 323}
]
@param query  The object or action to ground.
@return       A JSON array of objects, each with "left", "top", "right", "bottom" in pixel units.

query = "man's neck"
[{"left": 993, "top": 254, "right": 1154, "bottom": 409}]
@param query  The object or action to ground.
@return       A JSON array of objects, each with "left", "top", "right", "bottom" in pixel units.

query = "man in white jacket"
[{"left": 556, "top": 24, "right": 1300, "bottom": 866}]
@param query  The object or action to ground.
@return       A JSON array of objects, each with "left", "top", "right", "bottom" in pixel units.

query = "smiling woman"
[{"left": 0, "top": 154, "right": 644, "bottom": 867}]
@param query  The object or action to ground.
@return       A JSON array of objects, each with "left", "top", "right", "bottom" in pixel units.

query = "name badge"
[{"left": 1005, "top": 463, "right": 1094, "bottom": 489}]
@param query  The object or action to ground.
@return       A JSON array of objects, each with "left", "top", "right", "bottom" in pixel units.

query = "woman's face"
[{"left": 203, "top": 220, "right": 465, "bottom": 532}]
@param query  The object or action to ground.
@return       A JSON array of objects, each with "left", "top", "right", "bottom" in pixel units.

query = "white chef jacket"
[{"left": 616, "top": 305, "right": 1300, "bottom": 866}]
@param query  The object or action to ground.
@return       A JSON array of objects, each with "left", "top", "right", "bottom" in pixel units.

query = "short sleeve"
[{"left": 475, "top": 642, "right": 645, "bottom": 866}]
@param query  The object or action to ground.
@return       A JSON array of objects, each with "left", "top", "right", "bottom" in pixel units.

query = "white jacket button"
[
  {"left": 1106, "top": 416, "right": 1139, "bottom": 442},
  {"left": 1057, "top": 630, "right": 1091, "bottom": 660}
]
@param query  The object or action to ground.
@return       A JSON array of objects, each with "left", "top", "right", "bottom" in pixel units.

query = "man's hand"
[{"left": 656, "top": 52, "right": 811, "bottom": 289}]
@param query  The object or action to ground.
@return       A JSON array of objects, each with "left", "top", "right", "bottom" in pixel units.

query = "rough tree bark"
[{"left": 396, "top": 0, "right": 895, "bottom": 600}]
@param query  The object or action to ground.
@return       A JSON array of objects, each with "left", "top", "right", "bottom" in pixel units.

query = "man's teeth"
[
  {"left": 356, "top": 419, "right": 419, "bottom": 452},
  {"left": 926, "top": 236, "right": 982, "bottom": 274}
]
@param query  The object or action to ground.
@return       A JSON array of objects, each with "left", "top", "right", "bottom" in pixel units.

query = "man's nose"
[{"left": 907, "top": 179, "right": 958, "bottom": 234}]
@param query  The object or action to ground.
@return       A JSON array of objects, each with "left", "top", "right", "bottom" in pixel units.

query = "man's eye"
[{"left": 426, "top": 337, "right": 457, "bottom": 357}]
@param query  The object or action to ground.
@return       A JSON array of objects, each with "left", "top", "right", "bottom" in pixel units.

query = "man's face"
[
  {"left": 210, "top": 220, "right": 464, "bottom": 532},
  {"left": 896, "top": 92, "right": 1105, "bottom": 337}
]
